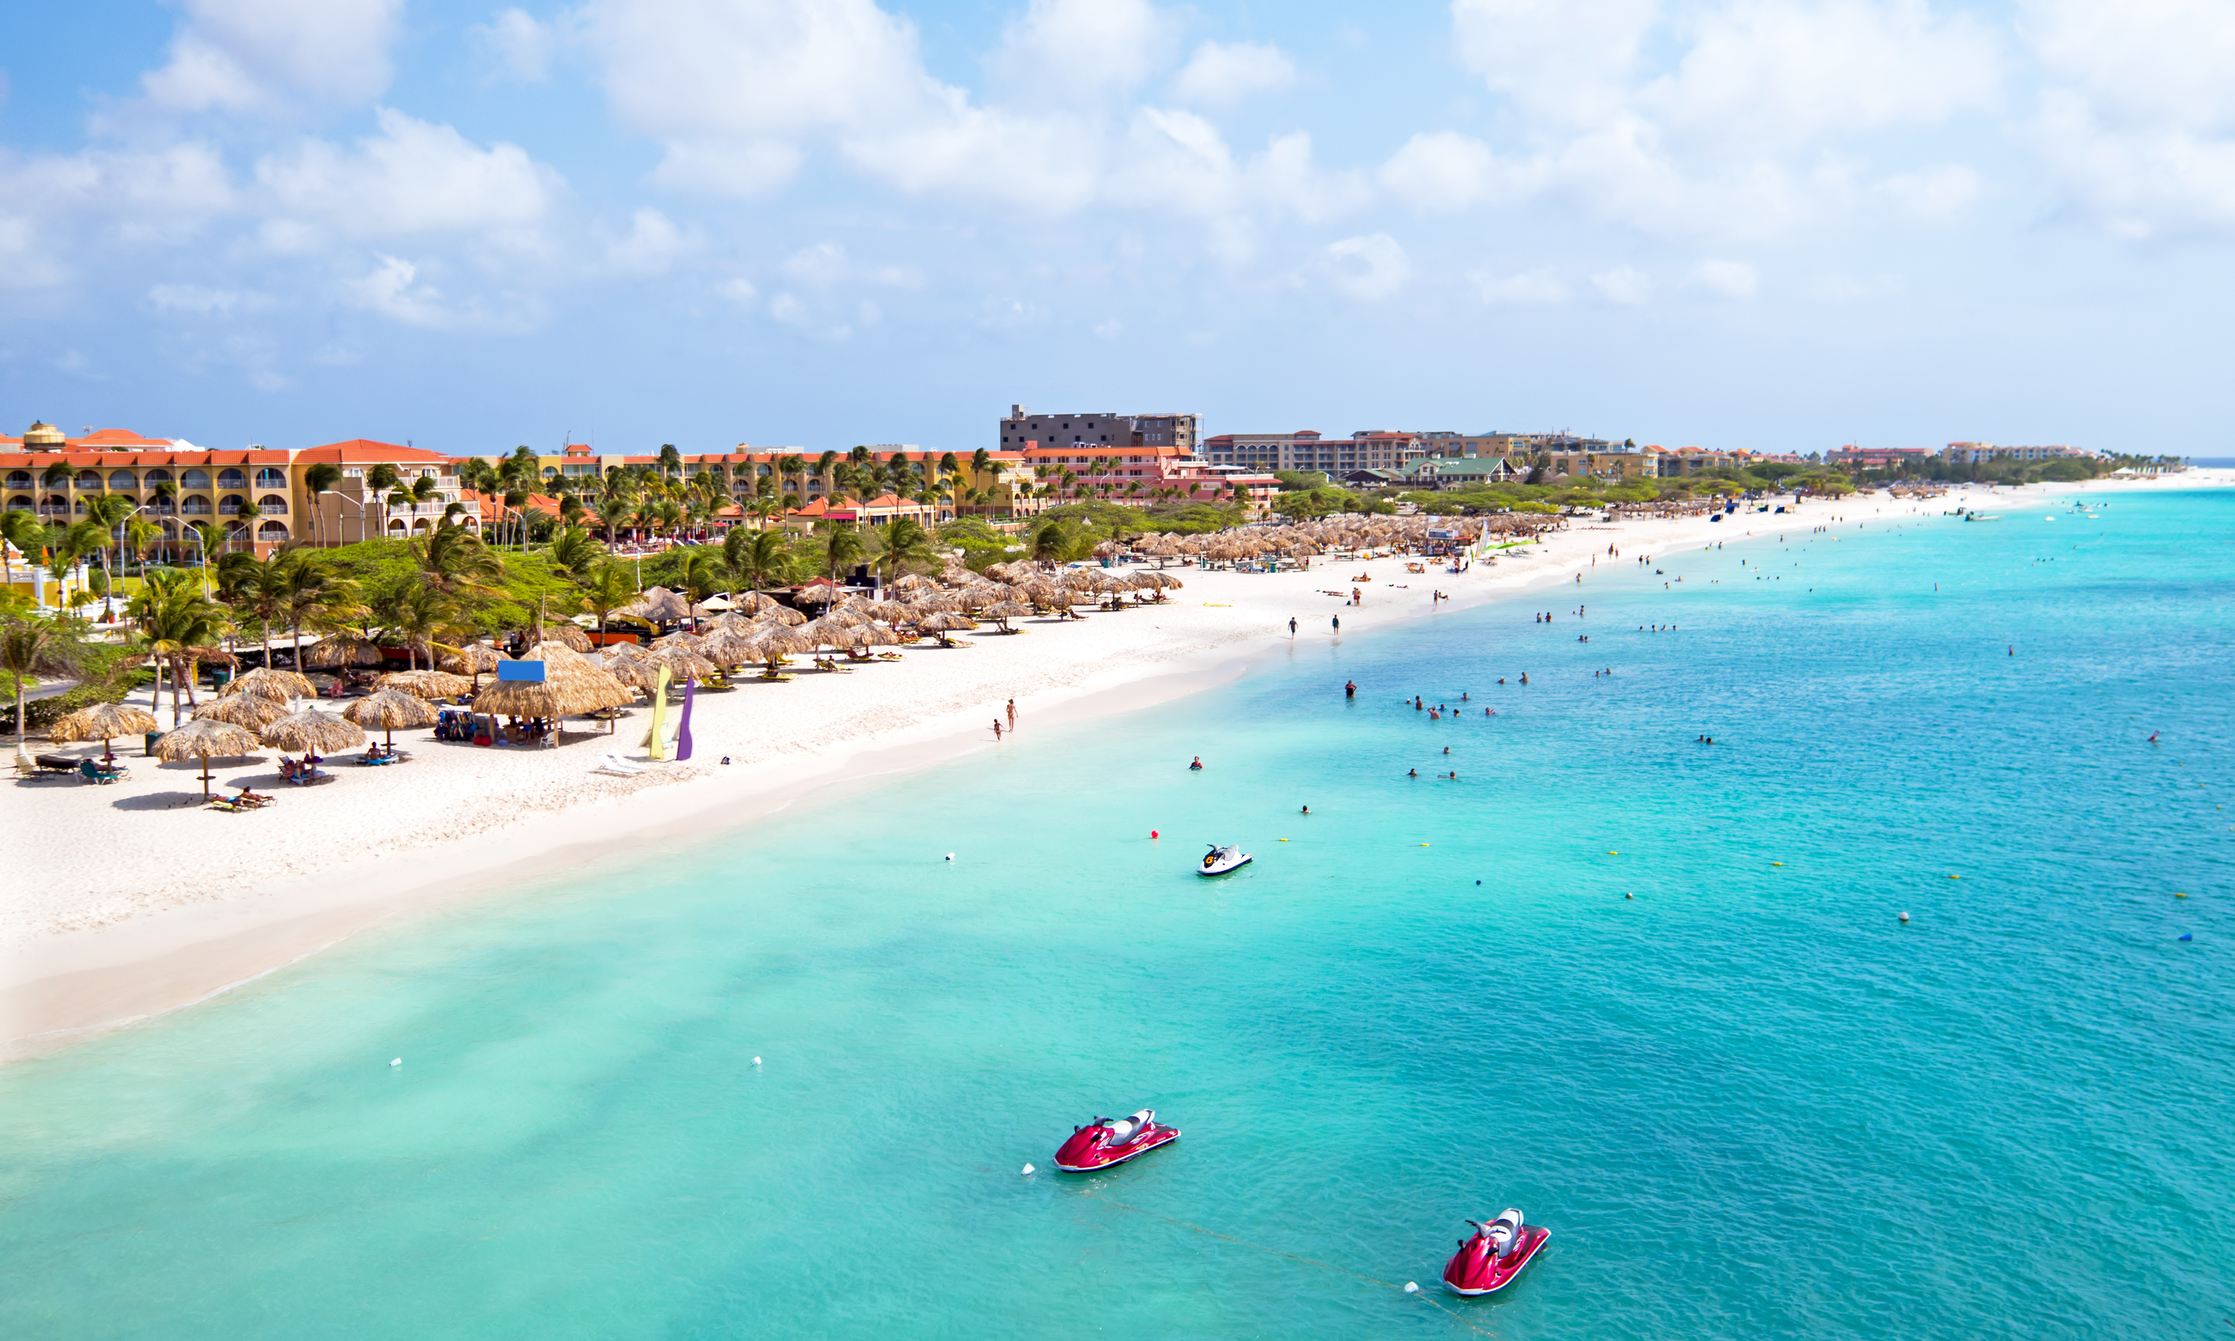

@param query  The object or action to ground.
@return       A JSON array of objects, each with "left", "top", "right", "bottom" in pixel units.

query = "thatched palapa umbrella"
[
  {"left": 792, "top": 582, "right": 843, "bottom": 605},
  {"left": 193, "top": 694, "right": 290, "bottom": 730},
  {"left": 51, "top": 701, "right": 161, "bottom": 762},
  {"left": 378, "top": 669, "right": 474, "bottom": 700},
  {"left": 262, "top": 706, "right": 367, "bottom": 759},
  {"left": 622, "top": 586, "right": 693, "bottom": 624},
  {"left": 983, "top": 599, "right": 1032, "bottom": 633},
  {"left": 153, "top": 718, "right": 263, "bottom": 798},
  {"left": 223, "top": 666, "right": 315, "bottom": 702},
  {"left": 543, "top": 622, "right": 595, "bottom": 652},
  {"left": 439, "top": 641, "right": 507, "bottom": 690},
  {"left": 471, "top": 645, "right": 634, "bottom": 732},
  {"left": 342, "top": 688, "right": 438, "bottom": 745},
  {"left": 305, "top": 633, "right": 385, "bottom": 668}
]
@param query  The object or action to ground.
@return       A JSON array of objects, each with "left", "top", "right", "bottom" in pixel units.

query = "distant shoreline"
[{"left": 5, "top": 470, "right": 2224, "bottom": 1062}]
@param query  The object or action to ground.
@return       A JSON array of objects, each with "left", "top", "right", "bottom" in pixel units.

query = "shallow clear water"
[{"left": 4, "top": 492, "right": 2230, "bottom": 1338}]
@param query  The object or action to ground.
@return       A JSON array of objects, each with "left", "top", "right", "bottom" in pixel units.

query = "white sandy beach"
[{"left": 4, "top": 471, "right": 2216, "bottom": 1057}]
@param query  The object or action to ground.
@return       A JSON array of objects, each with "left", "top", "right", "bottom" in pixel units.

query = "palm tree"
[
  {"left": 597, "top": 497, "right": 631, "bottom": 545},
  {"left": 2, "top": 611, "right": 81, "bottom": 748},
  {"left": 775, "top": 454, "right": 807, "bottom": 505},
  {"left": 580, "top": 561, "right": 638, "bottom": 645},
  {"left": 126, "top": 572, "right": 226, "bottom": 724},
  {"left": 184, "top": 520, "right": 225, "bottom": 590},
  {"left": 215, "top": 549, "right": 295, "bottom": 667},
  {"left": 1, "top": 509, "right": 45, "bottom": 594},
  {"left": 366, "top": 463, "right": 401, "bottom": 537},
  {"left": 1029, "top": 519, "right": 1074, "bottom": 565},
  {"left": 724, "top": 526, "right": 797, "bottom": 591},
  {"left": 872, "top": 516, "right": 939, "bottom": 590},
  {"left": 39, "top": 460, "right": 73, "bottom": 530},
  {"left": 657, "top": 443, "right": 683, "bottom": 479},
  {"left": 813, "top": 450, "right": 839, "bottom": 500},
  {"left": 411, "top": 526, "right": 507, "bottom": 602},
  {"left": 655, "top": 499, "right": 684, "bottom": 540},
  {"left": 374, "top": 584, "right": 455, "bottom": 671},
  {"left": 546, "top": 526, "right": 605, "bottom": 584},
  {"left": 280, "top": 562, "right": 353, "bottom": 670},
  {"left": 821, "top": 525, "right": 865, "bottom": 581},
  {"left": 302, "top": 462, "right": 342, "bottom": 546},
  {"left": 84, "top": 493, "right": 135, "bottom": 620},
  {"left": 123, "top": 513, "right": 162, "bottom": 577}
]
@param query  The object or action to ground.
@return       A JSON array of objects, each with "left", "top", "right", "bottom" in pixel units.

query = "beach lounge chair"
[
  {"left": 593, "top": 753, "right": 645, "bottom": 777},
  {"left": 78, "top": 759, "right": 126, "bottom": 784}
]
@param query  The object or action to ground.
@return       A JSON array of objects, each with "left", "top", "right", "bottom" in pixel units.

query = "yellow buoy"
[
  {"left": 1608, "top": 851, "right": 1618, "bottom": 856},
  {"left": 1948, "top": 874, "right": 1961, "bottom": 880},
  {"left": 1421, "top": 843, "right": 1430, "bottom": 847},
  {"left": 1772, "top": 861, "right": 1784, "bottom": 867},
  {"left": 2175, "top": 892, "right": 2188, "bottom": 898}
]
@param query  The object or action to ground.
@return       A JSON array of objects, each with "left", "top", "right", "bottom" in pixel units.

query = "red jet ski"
[
  {"left": 1442, "top": 1208, "right": 1548, "bottom": 1295},
  {"left": 1053, "top": 1109, "right": 1179, "bottom": 1172}
]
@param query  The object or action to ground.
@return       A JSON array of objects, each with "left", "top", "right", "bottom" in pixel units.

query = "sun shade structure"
[
  {"left": 192, "top": 695, "right": 291, "bottom": 730},
  {"left": 152, "top": 718, "right": 264, "bottom": 798},
  {"left": 305, "top": 634, "right": 386, "bottom": 668},
  {"left": 261, "top": 707, "right": 368, "bottom": 756},
  {"left": 620, "top": 586, "right": 693, "bottom": 623},
  {"left": 221, "top": 666, "right": 315, "bottom": 702},
  {"left": 342, "top": 688, "right": 438, "bottom": 744},
  {"left": 50, "top": 701, "right": 160, "bottom": 759},
  {"left": 441, "top": 643, "right": 506, "bottom": 674},
  {"left": 377, "top": 669, "right": 474, "bottom": 700},
  {"left": 471, "top": 644, "right": 634, "bottom": 723}
]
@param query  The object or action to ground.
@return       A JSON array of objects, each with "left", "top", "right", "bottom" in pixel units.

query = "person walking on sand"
[
  {"left": 1352, "top": 587, "right": 1362, "bottom": 606},
  {"left": 1289, "top": 617, "right": 1297, "bottom": 635},
  {"left": 1006, "top": 699, "right": 1016, "bottom": 730},
  {"left": 993, "top": 719, "right": 1003, "bottom": 741}
]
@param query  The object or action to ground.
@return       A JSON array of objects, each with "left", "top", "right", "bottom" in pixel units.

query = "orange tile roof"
[{"left": 297, "top": 439, "right": 455, "bottom": 465}]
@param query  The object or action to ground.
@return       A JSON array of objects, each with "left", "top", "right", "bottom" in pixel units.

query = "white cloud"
[
  {"left": 1322, "top": 233, "right": 1410, "bottom": 300},
  {"left": 778, "top": 241, "right": 922, "bottom": 289},
  {"left": 1641, "top": 0, "right": 2002, "bottom": 150},
  {"left": 1380, "top": 131, "right": 1503, "bottom": 209},
  {"left": 0, "top": 143, "right": 236, "bottom": 283},
  {"left": 346, "top": 254, "right": 451, "bottom": 327},
  {"left": 2023, "top": 0, "right": 2235, "bottom": 240},
  {"left": 1471, "top": 267, "right": 1568, "bottom": 304},
  {"left": 1093, "top": 318, "right": 1123, "bottom": 338},
  {"left": 142, "top": 0, "right": 404, "bottom": 114},
  {"left": 1440, "top": 0, "right": 2000, "bottom": 239},
  {"left": 1169, "top": 41, "right": 1296, "bottom": 108},
  {"left": 577, "top": 0, "right": 931, "bottom": 196},
  {"left": 715, "top": 276, "right": 758, "bottom": 305},
  {"left": 990, "top": 0, "right": 1179, "bottom": 99},
  {"left": 606, "top": 207, "right": 696, "bottom": 274},
  {"left": 1688, "top": 258, "right": 1758, "bottom": 297},
  {"left": 1591, "top": 265, "right": 1652, "bottom": 303},
  {"left": 255, "top": 108, "right": 563, "bottom": 244},
  {"left": 147, "top": 283, "right": 257, "bottom": 316},
  {"left": 473, "top": 8, "right": 557, "bottom": 83},
  {"left": 1452, "top": 0, "right": 1659, "bottom": 127}
]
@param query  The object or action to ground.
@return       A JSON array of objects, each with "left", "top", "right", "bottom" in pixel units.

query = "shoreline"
[{"left": 5, "top": 472, "right": 2217, "bottom": 1060}]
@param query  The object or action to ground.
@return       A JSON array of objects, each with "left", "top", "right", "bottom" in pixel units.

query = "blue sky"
[{"left": 0, "top": 0, "right": 2229, "bottom": 458}]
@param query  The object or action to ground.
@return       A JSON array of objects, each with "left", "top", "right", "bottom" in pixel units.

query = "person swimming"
[
  {"left": 1189, "top": 756, "right": 1203, "bottom": 770},
  {"left": 1408, "top": 768, "right": 1418, "bottom": 777},
  {"left": 1344, "top": 680, "right": 1356, "bottom": 698},
  {"left": 1300, "top": 804, "right": 1311, "bottom": 814}
]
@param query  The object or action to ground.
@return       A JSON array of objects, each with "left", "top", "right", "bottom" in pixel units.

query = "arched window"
[
  {"left": 256, "top": 520, "right": 288, "bottom": 540},
  {"left": 254, "top": 467, "right": 286, "bottom": 488},
  {"left": 218, "top": 494, "right": 246, "bottom": 516},
  {"left": 217, "top": 468, "right": 247, "bottom": 489},
  {"left": 411, "top": 517, "right": 432, "bottom": 532},
  {"left": 6, "top": 495, "right": 31, "bottom": 511},
  {"left": 42, "top": 495, "right": 67, "bottom": 512},
  {"left": 387, "top": 518, "right": 408, "bottom": 533},
  {"left": 75, "top": 471, "right": 102, "bottom": 490},
  {"left": 143, "top": 469, "right": 172, "bottom": 484},
  {"left": 181, "top": 469, "right": 210, "bottom": 488},
  {"left": 107, "top": 470, "right": 137, "bottom": 491},
  {"left": 4, "top": 471, "right": 28, "bottom": 489},
  {"left": 257, "top": 494, "right": 289, "bottom": 515},
  {"left": 179, "top": 495, "right": 212, "bottom": 515}
]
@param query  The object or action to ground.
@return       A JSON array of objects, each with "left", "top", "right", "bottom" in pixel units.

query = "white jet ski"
[{"left": 1198, "top": 844, "right": 1252, "bottom": 876}]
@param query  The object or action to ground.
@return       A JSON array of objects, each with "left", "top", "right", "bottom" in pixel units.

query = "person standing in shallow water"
[{"left": 1332, "top": 615, "right": 1340, "bottom": 632}]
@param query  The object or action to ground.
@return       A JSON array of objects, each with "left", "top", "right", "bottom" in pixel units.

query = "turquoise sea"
[{"left": 3, "top": 490, "right": 2229, "bottom": 1338}]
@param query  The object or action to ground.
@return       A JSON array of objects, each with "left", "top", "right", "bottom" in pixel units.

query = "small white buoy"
[
  {"left": 1021, "top": 1163, "right": 1036, "bottom": 1176},
  {"left": 751, "top": 1056, "right": 762, "bottom": 1066},
  {"left": 1898, "top": 911, "right": 1910, "bottom": 923},
  {"left": 1404, "top": 1281, "right": 1420, "bottom": 1294},
  {"left": 390, "top": 1058, "right": 402, "bottom": 1067}
]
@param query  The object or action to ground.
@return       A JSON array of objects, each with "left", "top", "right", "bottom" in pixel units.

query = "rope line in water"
[{"left": 1064, "top": 1187, "right": 1503, "bottom": 1338}]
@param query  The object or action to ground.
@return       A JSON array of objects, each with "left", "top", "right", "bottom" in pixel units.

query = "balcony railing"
[
  {"left": 259, "top": 503, "right": 288, "bottom": 515},
  {"left": 218, "top": 504, "right": 243, "bottom": 516},
  {"left": 180, "top": 503, "right": 212, "bottom": 515}
]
